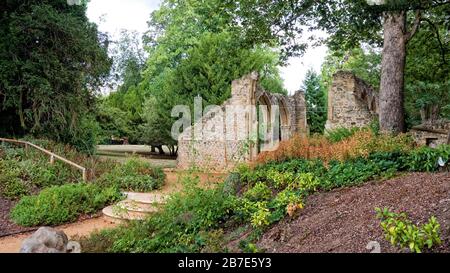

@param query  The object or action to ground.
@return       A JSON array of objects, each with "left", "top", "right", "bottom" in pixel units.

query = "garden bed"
[
  {"left": 0, "top": 197, "right": 35, "bottom": 237},
  {"left": 256, "top": 172, "right": 450, "bottom": 253}
]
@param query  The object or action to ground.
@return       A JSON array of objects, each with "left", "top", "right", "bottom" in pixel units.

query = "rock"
[{"left": 20, "top": 227, "right": 81, "bottom": 253}]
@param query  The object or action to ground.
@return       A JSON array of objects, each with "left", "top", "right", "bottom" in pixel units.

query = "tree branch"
[
  {"left": 422, "top": 17, "right": 447, "bottom": 65},
  {"left": 405, "top": 10, "right": 422, "bottom": 43}
]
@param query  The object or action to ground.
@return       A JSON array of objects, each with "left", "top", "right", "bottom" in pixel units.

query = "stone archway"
[
  {"left": 278, "top": 97, "right": 291, "bottom": 141},
  {"left": 257, "top": 93, "right": 272, "bottom": 153},
  {"left": 177, "top": 72, "right": 308, "bottom": 171}
]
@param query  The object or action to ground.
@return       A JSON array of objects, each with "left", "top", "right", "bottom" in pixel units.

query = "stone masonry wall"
[
  {"left": 177, "top": 72, "right": 307, "bottom": 172},
  {"left": 410, "top": 120, "right": 450, "bottom": 146},
  {"left": 325, "top": 71, "right": 379, "bottom": 131}
]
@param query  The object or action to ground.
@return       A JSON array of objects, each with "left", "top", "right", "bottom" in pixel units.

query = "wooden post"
[
  {"left": 0, "top": 138, "right": 88, "bottom": 183},
  {"left": 82, "top": 169, "right": 87, "bottom": 182}
]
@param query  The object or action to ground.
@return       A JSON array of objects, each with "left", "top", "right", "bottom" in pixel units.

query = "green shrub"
[
  {"left": 222, "top": 172, "right": 243, "bottom": 196},
  {"left": 266, "top": 170, "right": 295, "bottom": 189},
  {"left": 92, "top": 176, "right": 234, "bottom": 253},
  {"left": 0, "top": 177, "right": 29, "bottom": 199},
  {"left": 249, "top": 202, "right": 271, "bottom": 228},
  {"left": 403, "top": 145, "right": 450, "bottom": 172},
  {"left": 0, "top": 159, "right": 29, "bottom": 198},
  {"left": 10, "top": 183, "right": 123, "bottom": 227},
  {"left": 0, "top": 156, "right": 77, "bottom": 199},
  {"left": 291, "top": 173, "right": 320, "bottom": 193},
  {"left": 79, "top": 142, "right": 449, "bottom": 253},
  {"left": 321, "top": 159, "right": 381, "bottom": 189},
  {"left": 97, "top": 158, "right": 165, "bottom": 192},
  {"left": 376, "top": 208, "right": 442, "bottom": 253},
  {"left": 244, "top": 182, "right": 272, "bottom": 202},
  {"left": 270, "top": 189, "right": 304, "bottom": 222},
  {"left": 326, "top": 127, "right": 361, "bottom": 143}
]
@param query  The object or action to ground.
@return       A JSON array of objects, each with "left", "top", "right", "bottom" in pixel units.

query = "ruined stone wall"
[
  {"left": 410, "top": 120, "right": 450, "bottom": 146},
  {"left": 325, "top": 71, "right": 379, "bottom": 131},
  {"left": 177, "top": 72, "right": 307, "bottom": 172}
]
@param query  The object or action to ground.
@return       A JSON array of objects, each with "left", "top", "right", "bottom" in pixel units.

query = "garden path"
[{"left": 0, "top": 169, "right": 226, "bottom": 253}]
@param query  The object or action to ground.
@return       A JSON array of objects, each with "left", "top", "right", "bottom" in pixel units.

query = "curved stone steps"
[
  {"left": 102, "top": 192, "right": 168, "bottom": 224},
  {"left": 123, "top": 192, "right": 169, "bottom": 204}
]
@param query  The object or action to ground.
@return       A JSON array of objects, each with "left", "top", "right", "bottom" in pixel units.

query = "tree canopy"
[
  {"left": 108, "top": 0, "right": 288, "bottom": 152},
  {"left": 0, "top": 0, "right": 111, "bottom": 152},
  {"left": 302, "top": 69, "right": 327, "bottom": 134},
  {"left": 229, "top": 0, "right": 450, "bottom": 133}
]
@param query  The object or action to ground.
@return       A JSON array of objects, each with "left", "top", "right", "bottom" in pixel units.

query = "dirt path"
[
  {"left": 160, "top": 170, "right": 226, "bottom": 194},
  {"left": 257, "top": 172, "right": 450, "bottom": 253},
  {"left": 0, "top": 217, "right": 117, "bottom": 253}
]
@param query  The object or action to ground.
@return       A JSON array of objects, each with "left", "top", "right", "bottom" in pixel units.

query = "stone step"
[
  {"left": 123, "top": 192, "right": 168, "bottom": 205},
  {"left": 116, "top": 199, "right": 160, "bottom": 213},
  {"left": 102, "top": 192, "right": 169, "bottom": 223},
  {"left": 102, "top": 205, "right": 150, "bottom": 224}
]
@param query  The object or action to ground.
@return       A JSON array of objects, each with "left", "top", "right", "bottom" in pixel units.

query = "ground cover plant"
[
  {"left": 0, "top": 142, "right": 85, "bottom": 199},
  {"left": 0, "top": 139, "right": 166, "bottom": 227},
  {"left": 79, "top": 131, "right": 450, "bottom": 253},
  {"left": 10, "top": 183, "right": 123, "bottom": 227},
  {"left": 96, "top": 158, "right": 165, "bottom": 192},
  {"left": 376, "top": 207, "right": 442, "bottom": 253}
]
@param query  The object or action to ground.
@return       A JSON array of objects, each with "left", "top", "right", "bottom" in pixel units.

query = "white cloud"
[{"left": 87, "top": 0, "right": 327, "bottom": 94}]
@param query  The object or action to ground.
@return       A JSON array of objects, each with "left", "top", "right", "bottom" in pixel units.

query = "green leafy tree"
[
  {"left": 0, "top": 0, "right": 111, "bottom": 152},
  {"left": 139, "top": 96, "right": 178, "bottom": 156},
  {"left": 321, "top": 46, "right": 382, "bottom": 94},
  {"left": 319, "top": 9, "right": 449, "bottom": 129},
  {"left": 302, "top": 69, "right": 327, "bottom": 134},
  {"left": 95, "top": 101, "right": 132, "bottom": 144},
  {"left": 136, "top": 0, "right": 288, "bottom": 150},
  {"left": 99, "top": 30, "right": 147, "bottom": 143},
  {"left": 231, "top": 0, "right": 450, "bottom": 134}
]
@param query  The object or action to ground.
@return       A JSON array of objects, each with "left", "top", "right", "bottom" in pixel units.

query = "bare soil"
[
  {"left": 257, "top": 172, "right": 450, "bottom": 253},
  {"left": 0, "top": 197, "right": 35, "bottom": 237}
]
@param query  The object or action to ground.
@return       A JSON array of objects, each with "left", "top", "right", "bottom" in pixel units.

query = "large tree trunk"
[{"left": 379, "top": 11, "right": 407, "bottom": 134}]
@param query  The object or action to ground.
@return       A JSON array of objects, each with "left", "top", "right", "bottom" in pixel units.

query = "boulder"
[{"left": 20, "top": 227, "right": 81, "bottom": 253}]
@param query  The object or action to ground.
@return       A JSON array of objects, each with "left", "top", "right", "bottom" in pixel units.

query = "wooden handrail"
[{"left": 0, "top": 138, "right": 88, "bottom": 181}]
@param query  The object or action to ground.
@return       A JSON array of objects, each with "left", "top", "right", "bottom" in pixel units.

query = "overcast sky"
[{"left": 87, "top": 0, "right": 328, "bottom": 94}]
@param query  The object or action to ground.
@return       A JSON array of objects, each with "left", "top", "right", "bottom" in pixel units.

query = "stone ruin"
[
  {"left": 177, "top": 72, "right": 308, "bottom": 171},
  {"left": 325, "top": 71, "right": 379, "bottom": 131},
  {"left": 177, "top": 70, "right": 449, "bottom": 172},
  {"left": 410, "top": 120, "right": 450, "bottom": 147},
  {"left": 324, "top": 71, "right": 450, "bottom": 146}
]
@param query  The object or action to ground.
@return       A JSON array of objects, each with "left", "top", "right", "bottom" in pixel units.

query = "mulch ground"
[
  {"left": 0, "top": 197, "right": 36, "bottom": 237},
  {"left": 257, "top": 172, "right": 450, "bottom": 253}
]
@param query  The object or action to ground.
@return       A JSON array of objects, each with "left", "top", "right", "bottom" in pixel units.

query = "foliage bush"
[
  {"left": 0, "top": 142, "right": 118, "bottom": 199},
  {"left": 10, "top": 183, "right": 123, "bottom": 227},
  {"left": 404, "top": 145, "right": 450, "bottom": 172},
  {"left": 326, "top": 127, "right": 362, "bottom": 143},
  {"left": 255, "top": 130, "right": 415, "bottom": 165},
  {"left": 376, "top": 208, "right": 442, "bottom": 253},
  {"left": 0, "top": 155, "right": 75, "bottom": 199},
  {"left": 81, "top": 175, "right": 233, "bottom": 253},
  {"left": 97, "top": 158, "right": 165, "bottom": 192},
  {"left": 78, "top": 140, "right": 450, "bottom": 253},
  {"left": 243, "top": 182, "right": 272, "bottom": 202}
]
